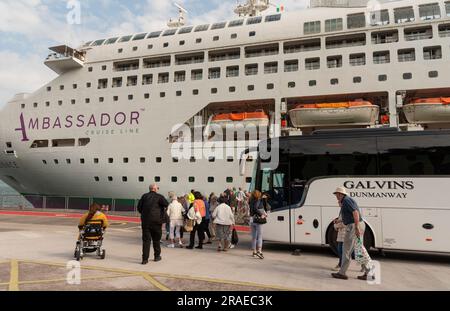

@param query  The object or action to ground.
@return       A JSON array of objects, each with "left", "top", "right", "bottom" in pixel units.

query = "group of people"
[
  {"left": 76, "top": 183, "right": 373, "bottom": 281},
  {"left": 136, "top": 184, "right": 270, "bottom": 264}
]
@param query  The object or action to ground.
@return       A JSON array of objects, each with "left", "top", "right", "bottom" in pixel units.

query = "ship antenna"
[{"left": 167, "top": 2, "right": 188, "bottom": 28}]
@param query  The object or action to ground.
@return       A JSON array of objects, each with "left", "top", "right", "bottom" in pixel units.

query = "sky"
[{"left": 0, "top": 0, "right": 313, "bottom": 108}]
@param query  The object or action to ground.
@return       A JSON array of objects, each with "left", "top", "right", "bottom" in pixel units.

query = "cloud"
[
  {"left": 0, "top": 0, "right": 313, "bottom": 108},
  {"left": 0, "top": 51, "right": 56, "bottom": 106}
]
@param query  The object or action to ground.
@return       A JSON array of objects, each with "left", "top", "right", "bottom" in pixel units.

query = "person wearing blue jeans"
[{"left": 249, "top": 190, "right": 267, "bottom": 259}]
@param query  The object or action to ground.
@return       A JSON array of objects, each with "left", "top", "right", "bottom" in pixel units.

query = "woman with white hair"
[{"left": 167, "top": 193, "right": 185, "bottom": 248}]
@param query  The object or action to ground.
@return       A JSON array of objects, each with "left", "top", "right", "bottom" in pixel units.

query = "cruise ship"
[{"left": 1, "top": 0, "right": 450, "bottom": 211}]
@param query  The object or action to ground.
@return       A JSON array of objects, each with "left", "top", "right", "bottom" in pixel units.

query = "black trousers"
[
  {"left": 204, "top": 219, "right": 212, "bottom": 239},
  {"left": 189, "top": 218, "right": 206, "bottom": 247},
  {"left": 142, "top": 223, "right": 162, "bottom": 261}
]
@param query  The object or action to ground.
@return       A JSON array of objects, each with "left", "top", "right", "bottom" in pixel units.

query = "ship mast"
[
  {"left": 167, "top": 3, "right": 188, "bottom": 28},
  {"left": 234, "top": 0, "right": 272, "bottom": 17}
]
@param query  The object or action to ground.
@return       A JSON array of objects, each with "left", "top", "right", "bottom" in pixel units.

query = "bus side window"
[
  {"left": 267, "top": 170, "right": 288, "bottom": 210},
  {"left": 290, "top": 179, "right": 306, "bottom": 205}
]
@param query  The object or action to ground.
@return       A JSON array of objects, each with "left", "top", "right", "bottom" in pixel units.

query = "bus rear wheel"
[{"left": 326, "top": 223, "right": 374, "bottom": 257}]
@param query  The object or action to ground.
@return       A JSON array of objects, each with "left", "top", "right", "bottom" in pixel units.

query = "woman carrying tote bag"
[{"left": 249, "top": 190, "right": 268, "bottom": 259}]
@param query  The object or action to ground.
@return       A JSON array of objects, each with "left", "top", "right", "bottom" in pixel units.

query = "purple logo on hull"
[
  {"left": 15, "top": 111, "right": 141, "bottom": 142},
  {"left": 15, "top": 113, "right": 29, "bottom": 142}
]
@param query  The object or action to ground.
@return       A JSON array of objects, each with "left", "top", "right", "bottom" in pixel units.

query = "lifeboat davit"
[
  {"left": 403, "top": 97, "right": 450, "bottom": 124},
  {"left": 210, "top": 110, "right": 269, "bottom": 127},
  {"left": 289, "top": 101, "right": 379, "bottom": 128}
]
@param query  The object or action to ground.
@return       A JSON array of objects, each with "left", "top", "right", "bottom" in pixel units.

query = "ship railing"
[
  {"left": 114, "top": 65, "right": 139, "bottom": 72},
  {"left": 371, "top": 37, "right": 398, "bottom": 44},
  {"left": 439, "top": 30, "right": 450, "bottom": 37},
  {"left": 404, "top": 33, "right": 433, "bottom": 41},
  {"left": 284, "top": 46, "right": 320, "bottom": 54},
  {"left": 46, "top": 46, "right": 85, "bottom": 62},
  {"left": 350, "top": 59, "right": 366, "bottom": 66},
  {"left": 284, "top": 65, "right": 298, "bottom": 72},
  {"left": 373, "top": 57, "right": 390, "bottom": 64},
  {"left": 0, "top": 194, "right": 139, "bottom": 216}
]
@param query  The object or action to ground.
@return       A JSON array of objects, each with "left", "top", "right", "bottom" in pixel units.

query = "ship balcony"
[{"left": 44, "top": 45, "right": 85, "bottom": 74}]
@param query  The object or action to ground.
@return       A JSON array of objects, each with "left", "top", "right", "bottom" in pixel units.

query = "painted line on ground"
[
  {"left": 150, "top": 272, "right": 307, "bottom": 291},
  {"left": 19, "top": 274, "right": 136, "bottom": 286},
  {"left": 18, "top": 259, "right": 307, "bottom": 291},
  {"left": 0, "top": 210, "right": 251, "bottom": 232},
  {"left": 9, "top": 260, "right": 19, "bottom": 291},
  {"left": 139, "top": 272, "right": 171, "bottom": 291}
]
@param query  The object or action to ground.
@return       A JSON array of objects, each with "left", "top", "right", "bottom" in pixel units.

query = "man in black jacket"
[{"left": 137, "top": 184, "right": 169, "bottom": 264}]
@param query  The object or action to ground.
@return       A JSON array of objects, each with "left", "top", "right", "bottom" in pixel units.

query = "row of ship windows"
[
  {"left": 116, "top": 31, "right": 254, "bottom": 53},
  {"left": 44, "top": 44, "right": 447, "bottom": 93},
  {"left": 28, "top": 71, "right": 441, "bottom": 109},
  {"left": 83, "top": 2, "right": 450, "bottom": 48},
  {"left": 31, "top": 138, "right": 90, "bottom": 148},
  {"left": 91, "top": 176, "right": 253, "bottom": 184},
  {"left": 305, "top": 2, "right": 450, "bottom": 34},
  {"left": 84, "top": 14, "right": 282, "bottom": 47},
  {"left": 103, "top": 21, "right": 450, "bottom": 56},
  {"left": 41, "top": 156, "right": 252, "bottom": 164}
]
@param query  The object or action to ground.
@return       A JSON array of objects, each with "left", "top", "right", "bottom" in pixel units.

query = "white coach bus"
[{"left": 253, "top": 128, "right": 450, "bottom": 254}]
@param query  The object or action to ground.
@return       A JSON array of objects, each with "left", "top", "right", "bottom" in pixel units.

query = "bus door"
[{"left": 261, "top": 164, "right": 291, "bottom": 243}]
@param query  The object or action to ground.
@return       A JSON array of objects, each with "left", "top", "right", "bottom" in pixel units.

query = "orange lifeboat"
[
  {"left": 211, "top": 110, "right": 269, "bottom": 127},
  {"left": 403, "top": 97, "right": 450, "bottom": 124},
  {"left": 289, "top": 100, "right": 379, "bottom": 128}
]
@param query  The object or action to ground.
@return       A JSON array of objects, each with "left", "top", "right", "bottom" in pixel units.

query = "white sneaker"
[
  {"left": 229, "top": 244, "right": 235, "bottom": 249},
  {"left": 167, "top": 244, "right": 175, "bottom": 248}
]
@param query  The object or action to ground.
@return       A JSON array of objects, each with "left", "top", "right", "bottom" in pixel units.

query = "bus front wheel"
[{"left": 326, "top": 223, "right": 374, "bottom": 257}]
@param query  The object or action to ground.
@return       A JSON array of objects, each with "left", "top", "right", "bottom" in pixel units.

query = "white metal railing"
[
  {"left": 373, "top": 57, "right": 390, "bottom": 64},
  {"left": 245, "top": 68, "right": 258, "bottom": 75},
  {"left": 176, "top": 58, "right": 204, "bottom": 65},
  {"left": 174, "top": 75, "right": 186, "bottom": 82},
  {"left": 142, "top": 78, "right": 152, "bottom": 85},
  {"left": 284, "top": 45, "right": 320, "bottom": 54},
  {"left": 114, "top": 65, "right": 139, "bottom": 72},
  {"left": 305, "top": 63, "right": 320, "bottom": 70},
  {"left": 284, "top": 64, "right": 298, "bottom": 72},
  {"left": 208, "top": 72, "right": 221, "bottom": 79},
  {"left": 372, "top": 36, "right": 398, "bottom": 44},
  {"left": 210, "top": 54, "right": 240, "bottom": 62},
  {"left": 398, "top": 55, "right": 415, "bottom": 62},
  {"left": 226, "top": 70, "right": 239, "bottom": 77},
  {"left": 326, "top": 40, "right": 365, "bottom": 49},
  {"left": 439, "top": 29, "right": 450, "bottom": 37},
  {"left": 144, "top": 61, "right": 170, "bottom": 69},
  {"left": 350, "top": 60, "right": 365, "bottom": 66},
  {"left": 0, "top": 194, "right": 139, "bottom": 214},
  {"left": 191, "top": 73, "right": 202, "bottom": 80},
  {"left": 404, "top": 33, "right": 432, "bottom": 41},
  {"left": 264, "top": 67, "right": 278, "bottom": 74},
  {"left": 245, "top": 49, "right": 278, "bottom": 58}
]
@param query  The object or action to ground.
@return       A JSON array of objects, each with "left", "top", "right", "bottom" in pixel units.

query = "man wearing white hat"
[{"left": 331, "top": 186, "right": 369, "bottom": 280}]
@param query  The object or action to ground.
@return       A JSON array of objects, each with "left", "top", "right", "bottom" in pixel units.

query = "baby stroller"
[{"left": 74, "top": 220, "right": 106, "bottom": 261}]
